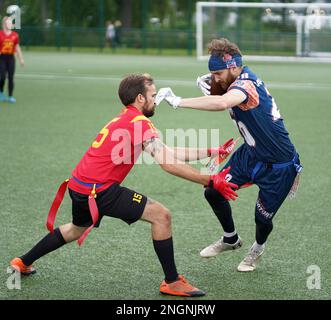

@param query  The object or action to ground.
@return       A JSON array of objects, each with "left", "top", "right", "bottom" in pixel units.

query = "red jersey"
[
  {"left": 68, "top": 105, "right": 159, "bottom": 194},
  {"left": 0, "top": 30, "right": 19, "bottom": 55}
]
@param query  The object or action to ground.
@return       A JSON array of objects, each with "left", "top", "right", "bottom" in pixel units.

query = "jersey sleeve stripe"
[{"left": 228, "top": 86, "right": 249, "bottom": 103}]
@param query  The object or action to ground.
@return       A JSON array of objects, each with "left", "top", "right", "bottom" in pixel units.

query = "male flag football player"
[
  {"left": 0, "top": 17, "right": 24, "bottom": 103},
  {"left": 156, "top": 38, "right": 302, "bottom": 272},
  {"left": 10, "top": 74, "right": 239, "bottom": 297}
]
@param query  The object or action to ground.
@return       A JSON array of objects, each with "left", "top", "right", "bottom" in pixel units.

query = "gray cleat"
[{"left": 200, "top": 236, "right": 243, "bottom": 258}]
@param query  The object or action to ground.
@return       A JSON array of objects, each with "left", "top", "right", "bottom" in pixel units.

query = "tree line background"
[
  {"left": 0, "top": 0, "right": 265, "bottom": 29},
  {"left": 0, "top": 0, "right": 306, "bottom": 54}
]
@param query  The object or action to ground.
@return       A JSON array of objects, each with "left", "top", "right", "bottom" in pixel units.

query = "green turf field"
[{"left": 1, "top": 52, "right": 330, "bottom": 300}]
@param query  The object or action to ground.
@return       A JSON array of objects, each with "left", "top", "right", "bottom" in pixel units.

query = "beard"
[
  {"left": 219, "top": 81, "right": 229, "bottom": 91},
  {"left": 220, "top": 79, "right": 232, "bottom": 91},
  {"left": 219, "top": 72, "right": 237, "bottom": 91},
  {"left": 142, "top": 104, "right": 155, "bottom": 118}
]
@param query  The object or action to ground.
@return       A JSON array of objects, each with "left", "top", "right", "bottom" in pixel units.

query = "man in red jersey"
[
  {"left": 0, "top": 17, "right": 24, "bottom": 103},
  {"left": 10, "top": 74, "right": 238, "bottom": 297}
]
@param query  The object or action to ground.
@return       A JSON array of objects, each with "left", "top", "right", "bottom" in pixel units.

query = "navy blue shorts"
[{"left": 223, "top": 144, "right": 301, "bottom": 224}]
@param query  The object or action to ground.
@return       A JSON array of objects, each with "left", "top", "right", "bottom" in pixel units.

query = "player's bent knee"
[
  {"left": 158, "top": 207, "right": 172, "bottom": 227},
  {"left": 150, "top": 204, "right": 171, "bottom": 226},
  {"left": 72, "top": 224, "right": 88, "bottom": 236},
  {"left": 60, "top": 223, "right": 88, "bottom": 242},
  {"left": 141, "top": 202, "right": 172, "bottom": 226}
]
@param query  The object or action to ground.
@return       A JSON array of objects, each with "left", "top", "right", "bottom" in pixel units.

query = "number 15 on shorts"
[{"left": 133, "top": 193, "right": 143, "bottom": 204}]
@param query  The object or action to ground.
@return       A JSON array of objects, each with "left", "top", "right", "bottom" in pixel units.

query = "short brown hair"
[
  {"left": 208, "top": 38, "right": 242, "bottom": 58},
  {"left": 118, "top": 74, "right": 154, "bottom": 106}
]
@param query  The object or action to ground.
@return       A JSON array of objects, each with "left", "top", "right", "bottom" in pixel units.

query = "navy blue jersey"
[{"left": 228, "top": 66, "right": 295, "bottom": 163}]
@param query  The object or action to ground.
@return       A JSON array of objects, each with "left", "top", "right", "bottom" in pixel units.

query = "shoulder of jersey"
[
  {"left": 239, "top": 72, "right": 250, "bottom": 80},
  {"left": 130, "top": 115, "right": 151, "bottom": 123}
]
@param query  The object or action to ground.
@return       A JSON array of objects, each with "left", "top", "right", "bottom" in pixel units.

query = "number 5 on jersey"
[{"left": 92, "top": 117, "right": 120, "bottom": 149}]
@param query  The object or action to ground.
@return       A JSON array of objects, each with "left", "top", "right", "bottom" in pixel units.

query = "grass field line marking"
[{"left": 16, "top": 73, "right": 331, "bottom": 90}]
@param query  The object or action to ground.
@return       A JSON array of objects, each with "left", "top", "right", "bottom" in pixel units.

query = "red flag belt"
[{"left": 46, "top": 179, "right": 99, "bottom": 246}]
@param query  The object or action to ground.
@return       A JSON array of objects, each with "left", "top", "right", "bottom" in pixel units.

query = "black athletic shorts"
[{"left": 68, "top": 183, "right": 147, "bottom": 228}]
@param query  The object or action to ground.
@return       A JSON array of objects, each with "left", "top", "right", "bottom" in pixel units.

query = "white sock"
[
  {"left": 251, "top": 241, "right": 265, "bottom": 252},
  {"left": 224, "top": 230, "right": 237, "bottom": 238}
]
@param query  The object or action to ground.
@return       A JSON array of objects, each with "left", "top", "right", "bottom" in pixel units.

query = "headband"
[{"left": 208, "top": 53, "right": 243, "bottom": 72}]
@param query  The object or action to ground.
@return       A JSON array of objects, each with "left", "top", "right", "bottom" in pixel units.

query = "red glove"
[
  {"left": 208, "top": 138, "right": 239, "bottom": 162},
  {"left": 208, "top": 167, "right": 239, "bottom": 201}
]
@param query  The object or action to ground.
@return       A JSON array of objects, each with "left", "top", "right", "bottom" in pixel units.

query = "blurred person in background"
[
  {"left": 114, "top": 20, "right": 122, "bottom": 48},
  {"left": 105, "top": 20, "right": 115, "bottom": 48},
  {"left": 0, "top": 16, "right": 24, "bottom": 103}
]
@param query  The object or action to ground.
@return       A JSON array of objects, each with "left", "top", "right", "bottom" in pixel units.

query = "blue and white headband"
[{"left": 208, "top": 53, "right": 243, "bottom": 72}]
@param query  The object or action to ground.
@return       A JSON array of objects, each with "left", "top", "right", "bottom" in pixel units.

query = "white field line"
[{"left": 16, "top": 72, "right": 331, "bottom": 90}]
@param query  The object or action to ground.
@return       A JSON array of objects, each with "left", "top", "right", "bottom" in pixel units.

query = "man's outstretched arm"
[
  {"left": 156, "top": 87, "right": 246, "bottom": 111},
  {"left": 143, "top": 137, "right": 210, "bottom": 185},
  {"left": 143, "top": 137, "right": 238, "bottom": 201},
  {"left": 170, "top": 147, "right": 208, "bottom": 162},
  {"left": 171, "top": 137, "right": 238, "bottom": 162}
]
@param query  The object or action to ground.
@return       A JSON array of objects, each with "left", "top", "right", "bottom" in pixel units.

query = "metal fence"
[
  {"left": 20, "top": 26, "right": 330, "bottom": 57},
  {"left": 20, "top": 27, "right": 195, "bottom": 54}
]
